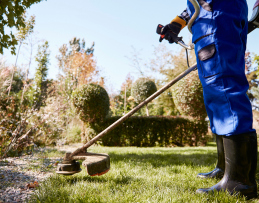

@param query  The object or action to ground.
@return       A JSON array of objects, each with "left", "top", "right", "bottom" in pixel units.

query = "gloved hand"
[
  {"left": 156, "top": 16, "right": 186, "bottom": 43},
  {"left": 156, "top": 23, "right": 182, "bottom": 43}
]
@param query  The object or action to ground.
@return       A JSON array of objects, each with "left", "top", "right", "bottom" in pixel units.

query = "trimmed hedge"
[{"left": 95, "top": 116, "right": 208, "bottom": 147}]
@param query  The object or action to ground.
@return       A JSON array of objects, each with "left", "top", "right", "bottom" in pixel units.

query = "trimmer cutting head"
[
  {"left": 56, "top": 152, "right": 110, "bottom": 176},
  {"left": 56, "top": 160, "right": 82, "bottom": 175}
]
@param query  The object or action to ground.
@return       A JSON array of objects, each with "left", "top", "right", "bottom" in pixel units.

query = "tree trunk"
[
  {"left": 124, "top": 86, "right": 127, "bottom": 114},
  {"left": 146, "top": 105, "right": 149, "bottom": 116}
]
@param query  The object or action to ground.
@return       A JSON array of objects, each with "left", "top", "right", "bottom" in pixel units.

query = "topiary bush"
[
  {"left": 172, "top": 71, "right": 207, "bottom": 120},
  {"left": 131, "top": 78, "right": 157, "bottom": 103},
  {"left": 72, "top": 83, "right": 110, "bottom": 123},
  {"left": 131, "top": 78, "right": 157, "bottom": 115}
]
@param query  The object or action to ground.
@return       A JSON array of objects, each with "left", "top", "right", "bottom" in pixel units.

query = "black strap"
[{"left": 193, "top": 33, "right": 214, "bottom": 44}]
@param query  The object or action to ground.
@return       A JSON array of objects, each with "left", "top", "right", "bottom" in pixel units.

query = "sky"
[{"left": 2, "top": 0, "right": 259, "bottom": 92}]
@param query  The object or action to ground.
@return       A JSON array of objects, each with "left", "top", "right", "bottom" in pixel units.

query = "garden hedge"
[{"left": 94, "top": 116, "right": 208, "bottom": 147}]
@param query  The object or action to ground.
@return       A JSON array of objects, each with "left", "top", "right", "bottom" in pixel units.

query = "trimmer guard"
[{"left": 82, "top": 153, "right": 110, "bottom": 176}]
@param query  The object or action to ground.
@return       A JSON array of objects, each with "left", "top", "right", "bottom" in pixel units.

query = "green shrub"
[
  {"left": 131, "top": 78, "right": 157, "bottom": 103},
  {"left": 94, "top": 116, "right": 208, "bottom": 147},
  {"left": 0, "top": 93, "right": 22, "bottom": 155},
  {"left": 172, "top": 71, "right": 207, "bottom": 120},
  {"left": 72, "top": 83, "right": 110, "bottom": 123}
]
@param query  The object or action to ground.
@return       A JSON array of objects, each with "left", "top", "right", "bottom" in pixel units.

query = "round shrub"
[
  {"left": 72, "top": 83, "right": 110, "bottom": 123},
  {"left": 131, "top": 78, "right": 157, "bottom": 103},
  {"left": 172, "top": 71, "right": 207, "bottom": 120}
]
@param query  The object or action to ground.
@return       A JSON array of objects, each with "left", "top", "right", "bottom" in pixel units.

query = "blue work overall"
[{"left": 187, "top": 0, "right": 255, "bottom": 136}]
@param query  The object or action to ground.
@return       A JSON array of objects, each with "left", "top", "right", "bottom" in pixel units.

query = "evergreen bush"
[
  {"left": 72, "top": 83, "right": 110, "bottom": 123},
  {"left": 172, "top": 71, "right": 207, "bottom": 120},
  {"left": 131, "top": 78, "right": 157, "bottom": 103}
]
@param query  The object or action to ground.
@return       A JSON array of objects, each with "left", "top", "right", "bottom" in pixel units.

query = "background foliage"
[{"left": 0, "top": 0, "right": 44, "bottom": 54}]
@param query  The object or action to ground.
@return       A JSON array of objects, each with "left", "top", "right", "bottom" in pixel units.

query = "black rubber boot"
[
  {"left": 196, "top": 132, "right": 258, "bottom": 200},
  {"left": 197, "top": 134, "right": 225, "bottom": 179}
]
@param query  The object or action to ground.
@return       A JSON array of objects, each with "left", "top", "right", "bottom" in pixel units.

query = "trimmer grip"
[
  {"left": 156, "top": 24, "right": 182, "bottom": 43},
  {"left": 156, "top": 24, "right": 165, "bottom": 40}
]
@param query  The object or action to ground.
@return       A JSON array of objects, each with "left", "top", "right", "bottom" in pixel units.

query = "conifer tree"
[{"left": 33, "top": 41, "right": 50, "bottom": 110}]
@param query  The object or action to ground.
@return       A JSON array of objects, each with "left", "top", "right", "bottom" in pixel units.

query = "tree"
[
  {"left": 0, "top": 0, "right": 44, "bottom": 54},
  {"left": 15, "top": 14, "right": 35, "bottom": 64},
  {"left": 131, "top": 78, "right": 157, "bottom": 116},
  {"left": 246, "top": 52, "right": 259, "bottom": 106},
  {"left": 8, "top": 14, "right": 36, "bottom": 96},
  {"left": 56, "top": 37, "right": 97, "bottom": 92},
  {"left": 147, "top": 43, "right": 196, "bottom": 116},
  {"left": 0, "top": 58, "right": 26, "bottom": 94},
  {"left": 249, "top": 53, "right": 259, "bottom": 109},
  {"left": 152, "top": 90, "right": 178, "bottom": 116},
  {"left": 110, "top": 74, "right": 137, "bottom": 116},
  {"left": 149, "top": 44, "right": 196, "bottom": 83},
  {"left": 32, "top": 41, "right": 50, "bottom": 110}
]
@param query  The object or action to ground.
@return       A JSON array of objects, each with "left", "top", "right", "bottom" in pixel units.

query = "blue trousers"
[{"left": 187, "top": 0, "right": 255, "bottom": 136}]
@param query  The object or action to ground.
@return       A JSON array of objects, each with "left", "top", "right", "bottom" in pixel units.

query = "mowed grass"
[{"left": 29, "top": 145, "right": 259, "bottom": 203}]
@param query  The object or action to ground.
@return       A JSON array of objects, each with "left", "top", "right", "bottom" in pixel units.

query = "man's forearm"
[{"left": 178, "top": 9, "right": 190, "bottom": 25}]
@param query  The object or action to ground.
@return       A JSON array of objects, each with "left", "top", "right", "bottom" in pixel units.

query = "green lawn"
[{"left": 29, "top": 145, "right": 258, "bottom": 203}]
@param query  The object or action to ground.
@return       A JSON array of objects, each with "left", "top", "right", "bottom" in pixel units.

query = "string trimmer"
[{"left": 56, "top": 0, "right": 259, "bottom": 176}]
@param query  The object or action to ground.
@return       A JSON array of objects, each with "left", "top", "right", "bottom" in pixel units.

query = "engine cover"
[{"left": 248, "top": 0, "right": 259, "bottom": 33}]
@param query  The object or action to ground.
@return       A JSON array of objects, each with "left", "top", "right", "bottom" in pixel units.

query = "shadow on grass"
[
  {"left": 107, "top": 150, "right": 259, "bottom": 177},
  {"left": 107, "top": 151, "right": 218, "bottom": 168},
  {"left": 64, "top": 174, "right": 136, "bottom": 185}
]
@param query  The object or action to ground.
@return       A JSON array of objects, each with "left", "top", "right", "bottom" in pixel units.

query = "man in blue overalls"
[{"left": 158, "top": 0, "right": 257, "bottom": 199}]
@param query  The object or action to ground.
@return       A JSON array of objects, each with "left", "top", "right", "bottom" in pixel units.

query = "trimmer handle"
[
  {"left": 157, "top": 24, "right": 194, "bottom": 50},
  {"left": 156, "top": 24, "right": 165, "bottom": 40},
  {"left": 156, "top": 24, "right": 182, "bottom": 42}
]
